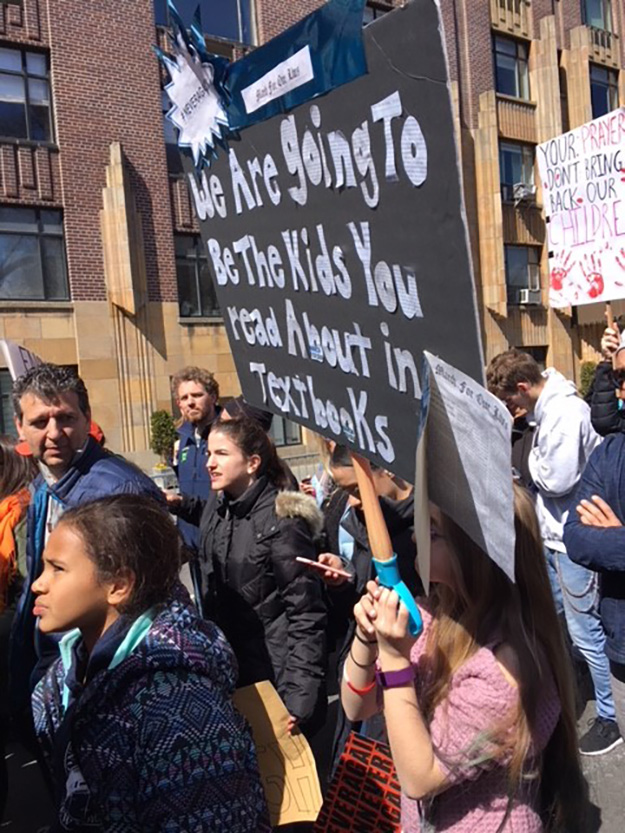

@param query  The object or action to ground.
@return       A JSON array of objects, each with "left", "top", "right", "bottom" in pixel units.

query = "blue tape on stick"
[{"left": 373, "top": 554, "right": 423, "bottom": 637}]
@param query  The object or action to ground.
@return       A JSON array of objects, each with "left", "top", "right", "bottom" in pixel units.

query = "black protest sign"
[{"left": 183, "top": 0, "right": 483, "bottom": 481}]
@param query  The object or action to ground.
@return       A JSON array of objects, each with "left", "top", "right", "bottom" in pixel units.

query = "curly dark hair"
[
  {"left": 171, "top": 366, "right": 219, "bottom": 400},
  {"left": 13, "top": 363, "right": 90, "bottom": 419},
  {"left": 57, "top": 495, "right": 181, "bottom": 617}
]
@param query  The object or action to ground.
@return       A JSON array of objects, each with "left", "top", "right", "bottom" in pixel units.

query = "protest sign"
[
  {"left": 232, "top": 681, "right": 322, "bottom": 827},
  {"left": 176, "top": 0, "right": 483, "bottom": 481},
  {"left": 538, "top": 108, "right": 625, "bottom": 308},
  {"left": 313, "top": 732, "right": 401, "bottom": 833},
  {"left": 0, "top": 340, "right": 42, "bottom": 380},
  {"left": 415, "top": 352, "right": 515, "bottom": 589}
]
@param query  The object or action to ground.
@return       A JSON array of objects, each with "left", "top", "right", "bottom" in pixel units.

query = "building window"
[
  {"left": 494, "top": 36, "right": 530, "bottom": 100},
  {"left": 162, "top": 91, "right": 184, "bottom": 175},
  {"left": 175, "top": 234, "right": 220, "bottom": 318},
  {"left": 505, "top": 245, "right": 541, "bottom": 303},
  {"left": 154, "top": 0, "right": 255, "bottom": 45},
  {"left": 0, "top": 47, "right": 53, "bottom": 142},
  {"left": 518, "top": 345, "right": 547, "bottom": 371},
  {"left": 270, "top": 416, "right": 302, "bottom": 448},
  {"left": 364, "top": 2, "right": 390, "bottom": 24},
  {"left": 582, "top": 0, "right": 613, "bottom": 31},
  {"left": 559, "top": 62, "right": 570, "bottom": 133},
  {"left": 0, "top": 207, "right": 69, "bottom": 300},
  {"left": 499, "top": 142, "right": 534, "bottom": 202},
  {"left": 0, "top": 370, "right": 16, "bottom": 437},
  {"left": 590, "top": 65, "right": 619, "bottom": 118}
]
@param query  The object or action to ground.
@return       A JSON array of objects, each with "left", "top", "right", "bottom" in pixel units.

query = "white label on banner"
[{"left": 241, "top": 47, "right": 314, "bottom": 115}]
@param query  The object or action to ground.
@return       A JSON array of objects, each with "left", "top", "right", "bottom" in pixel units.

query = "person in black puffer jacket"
[
  {"left": 590, "top": 319, "right": 625, "bottom": 437},
  {"left": 199, "top": 416, "right": 327, "bottom": 738}
]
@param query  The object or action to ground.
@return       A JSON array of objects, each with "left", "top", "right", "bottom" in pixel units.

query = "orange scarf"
[{"left": 0, "top": 489, "right": 30, "bottom": 611}]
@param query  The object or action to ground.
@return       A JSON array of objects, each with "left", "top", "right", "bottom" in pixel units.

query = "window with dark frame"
[
  {"left": 0, "top": 369, "right": 16, "bottom": 437},
  {"left": 582, "top": 0, "right": 613, "bottom": 31},
  {"left": 505, "top": 245, "right": 541, "bottom": 303},
  {"left": 559, "top": 62, "right": 570, "bottom": 134},
  {"left": 499, "top": 142, "right": 535, "bottom": 202},
  {"left": 0, "top": 206, "right": 69, "bottom": 301},
  {"left": 154, "top": 0, "right": 255, "bottom": 45},
  {"left": 518, "top": 345, "right": 548, "bottom": 371},
  {"left": 175, "top": 234, "right": 221, "bottom": 319},
  {"left": 0, "top": 46, "right": 53, "bottom": 142},
  {"left": 590, "top": 64, "right": 619, "bottom": 119},
  {"left": 269, "top": 415, "right": 302, "bottom": 448},
  {"left": 162, "top": 90, "right": 184, "bottom": 175},
  {"left": 494, "top": 35, "right": 530, "bottom": 101}
]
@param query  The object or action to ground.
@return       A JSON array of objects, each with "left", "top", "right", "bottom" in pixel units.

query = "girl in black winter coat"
[{"left": 199, "top": 416, "right": 327, "bottom": 736}]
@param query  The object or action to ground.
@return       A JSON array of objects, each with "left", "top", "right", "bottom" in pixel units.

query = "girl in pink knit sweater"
[{"left": 341, "top": 487, "right": 587, "bottom": 832}]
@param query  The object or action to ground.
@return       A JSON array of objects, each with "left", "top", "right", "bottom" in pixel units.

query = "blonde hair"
[{"left": 422, "top": 485, "right": 586, "bottom": 831}]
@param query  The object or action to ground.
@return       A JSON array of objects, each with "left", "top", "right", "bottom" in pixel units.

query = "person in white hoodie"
[{"left": 488, "top": 349, "right": 621, "bottom": 757}]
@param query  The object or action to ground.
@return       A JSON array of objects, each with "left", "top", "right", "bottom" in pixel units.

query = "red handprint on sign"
[
  {"left": 580, "top": 253, "right": 604, "bottom": 299},
  {"left": 550, "top": 251, "right": 574, "bottom": 292}
]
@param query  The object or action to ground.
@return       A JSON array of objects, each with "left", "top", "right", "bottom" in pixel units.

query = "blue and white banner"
[{"left": 157, "top": 0, "right": 367, "bottom": 165}]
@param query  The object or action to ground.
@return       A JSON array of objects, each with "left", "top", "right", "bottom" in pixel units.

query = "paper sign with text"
[
  {"left": 0, "top": 340, "right": 42, "bottom": 380},
  {"left": 415, "top": 352, "right": 515, "bottom": 584},
  {"left": 182, "top": 0, "right": 483, "bottom": 481},
  {"left": 538, "top": 108, "right": 625, "bottom": 307},
  {"left": 232, "top": 681, "right": 322, "bottom": 827}
]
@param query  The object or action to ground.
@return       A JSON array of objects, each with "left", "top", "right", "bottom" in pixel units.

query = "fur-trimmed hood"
[{"left": 275, "top": 490, "right": 324, "bottom": 540}]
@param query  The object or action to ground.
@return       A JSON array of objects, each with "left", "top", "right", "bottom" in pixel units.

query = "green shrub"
[
  {"left": 150, "top": 410, "right": 177, "bottom": 464},
  {"left": 579, "top": 361, "right": 597, "bottom": 400}
]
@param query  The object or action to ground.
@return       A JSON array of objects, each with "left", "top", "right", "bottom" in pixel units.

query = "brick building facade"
[{"left": 0, "top": 0, "right": 623, "bottom": 464}]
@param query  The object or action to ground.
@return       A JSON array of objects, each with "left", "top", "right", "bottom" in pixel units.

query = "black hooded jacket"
[
  {"left": 199, "top": 477, "right": 327, "bottom": 727},
  {"left": 590, "top": 361, "right": 625, "bottom": 437}
]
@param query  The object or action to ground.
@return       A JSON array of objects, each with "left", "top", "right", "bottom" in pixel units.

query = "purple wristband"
[{"left": 376, "top": 665, "right": 416, "bottom": 690}]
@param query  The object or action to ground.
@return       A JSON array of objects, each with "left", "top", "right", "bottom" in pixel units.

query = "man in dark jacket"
[
  {"left": 171, "top": 367, "right": 221, "bottom": 606},
  {"left": 10, "top": 363, "right": 163, "bottom": 714},
  {"left": 564, "top": 432, "right": 625, "bottom": 742}
]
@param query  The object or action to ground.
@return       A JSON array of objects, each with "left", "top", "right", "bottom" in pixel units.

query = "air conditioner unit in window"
[
  {"left": 516, "top": 288, "right": 541, "bottom": 305},
  {"left": 513, "top": 182, "right": 536, "bottom": 205}
]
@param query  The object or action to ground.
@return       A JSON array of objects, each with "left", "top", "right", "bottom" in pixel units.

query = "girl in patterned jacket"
[
  {"left": 31, "top": 494, "right": 270, "bottom": 833},
  {"left": 341, "top": 486, "right": 588, "bottom": 833}
]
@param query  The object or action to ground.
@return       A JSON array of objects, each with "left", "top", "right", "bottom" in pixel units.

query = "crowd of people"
[{"left": 1, "top": 322, "right": 625, "bottom": 831}]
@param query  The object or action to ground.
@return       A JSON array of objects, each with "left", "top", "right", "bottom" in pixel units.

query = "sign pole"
[
  {"left": 350, "top": 452, "right": 422, "bottom": 636},
  {"left": 606, "top": 301, "right": 615, "bottom": 330}
]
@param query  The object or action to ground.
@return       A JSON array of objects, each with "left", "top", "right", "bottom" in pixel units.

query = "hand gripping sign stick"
[{"left": 350, "top": 452, "right": 423, "bottom": 637}]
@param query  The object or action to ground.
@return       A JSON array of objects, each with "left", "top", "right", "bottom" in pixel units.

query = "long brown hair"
[
  {"left": 422, "top": 485, "right": 586, "bottom": 831},
  {"left": 212, "top": 416, "right": 290, "bottom": 490},
  {"left": 0, "top": 435, "right": 37, "bottom": 501}
]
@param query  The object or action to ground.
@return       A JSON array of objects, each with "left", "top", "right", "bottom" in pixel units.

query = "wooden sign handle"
[
  {"left": 350, "top": 452, "right": 394, "bottom": 563},
  {"left": 606, "top": 301, "right": 615, "bottom": 330}
]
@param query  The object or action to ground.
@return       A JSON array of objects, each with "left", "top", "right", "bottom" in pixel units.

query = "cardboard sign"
[
  {"left": 0, "top": 340, "right": 42, "bottom": 380},
  {"left": 182, "top": 0, "right": 483, "bottom": 481},
  {"left": 415, "top": 353, "right": 515, "bottom": 592},
  {"left": 313, "top": 732, "right": 401, "bottom": 832},
  {"left": 538, "top": 108, "right": 625, "bottom": 307},
  {"left": 232, "top": 681, "right": 322, "bottom": 827}
]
